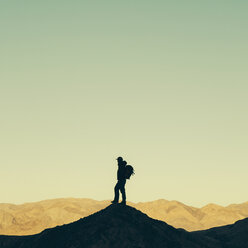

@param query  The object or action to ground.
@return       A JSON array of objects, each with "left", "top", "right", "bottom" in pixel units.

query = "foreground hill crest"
[
  {"left": 0, "top": 204, "right": 224, "bottom": 248},
  {"left": 1, "top": 204, "right": 248, "bottom": 248}
]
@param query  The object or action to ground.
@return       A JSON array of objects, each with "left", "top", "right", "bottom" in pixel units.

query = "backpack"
[{"left": 125, "top": 165, "right": 135, "bottom": 179}]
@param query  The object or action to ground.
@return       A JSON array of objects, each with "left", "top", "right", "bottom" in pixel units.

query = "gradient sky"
[{"left": 0, "top": 1, "right": 247, "bottom": 207}]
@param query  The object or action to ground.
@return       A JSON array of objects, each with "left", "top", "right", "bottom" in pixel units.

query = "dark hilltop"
[{"left": 0, "top": 204, "right": 247, "bottom": 248}]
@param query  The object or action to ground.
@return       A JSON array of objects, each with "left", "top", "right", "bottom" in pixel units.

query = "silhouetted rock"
[
  {"left": 195, "top": 218, "right": 248, "bottom": 248},
  {"left": 0, "top": 204, "right": 224, "bottom": 248}
]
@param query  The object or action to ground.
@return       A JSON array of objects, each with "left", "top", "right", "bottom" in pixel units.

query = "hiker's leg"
[
  {"left": 120, "top": 180, "right": 126, "bottom": 202},
  {"left": 113, "top": 181, "right": 120, "bottom": 202}
]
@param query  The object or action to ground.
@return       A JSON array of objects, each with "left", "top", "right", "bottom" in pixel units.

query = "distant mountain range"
[
  {"left": 0, "top": 204, "right": 247, "bottom": 248},
  {"left": 0, "top": 198, "right": 247, "bottom": 235}
]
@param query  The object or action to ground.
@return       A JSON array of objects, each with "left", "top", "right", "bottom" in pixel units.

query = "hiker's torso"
[{"left": 117, "top": 162, "right": 126, "bottom": 181}]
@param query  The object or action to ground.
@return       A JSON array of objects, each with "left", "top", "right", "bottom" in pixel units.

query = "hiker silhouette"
[{"left": 112, "top": 157, "right": 127, "bottom": 205}]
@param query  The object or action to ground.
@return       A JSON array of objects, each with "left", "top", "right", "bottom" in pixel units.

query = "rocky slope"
[
  {"left": 195, "top": 218, "right": 248, "bottom": 248},
  {"left": 0, "top": 204, "right": 222, "bottom": 248},
  {"left": 0, "top": 198, "right": 248, "bottom": 235}
]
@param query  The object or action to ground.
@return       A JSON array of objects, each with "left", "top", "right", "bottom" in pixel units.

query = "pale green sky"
[{"left": 0, "top": 1, "right": 247, "bottom": 207}]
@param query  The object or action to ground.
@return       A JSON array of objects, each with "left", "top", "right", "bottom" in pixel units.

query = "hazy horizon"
[
  {"left": 1, "top": 1, "right": 247, "bottom": 208},
  {"left": 1, "top": 197, "right": 248, "bottom": 209}
]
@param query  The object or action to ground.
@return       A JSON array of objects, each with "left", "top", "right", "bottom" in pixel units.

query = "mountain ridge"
[
  {"left": 1, "top": 198, "right": 248, "bottom": 235},
  {"left": 0, "top": 204, "right": 224, "bottom": 248}
]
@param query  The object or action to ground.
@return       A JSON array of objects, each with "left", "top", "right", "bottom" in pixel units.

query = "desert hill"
[
  {"left": 0, "top": 198, "right": 248, "bottom": 235},
  {"left": 0, "top": 204, "right": 222, "bottom": 248},
  {"left": 135, "top": 200, "right": 248, "bottom": 231},
  {"left": 0, "top": 198, "right": 109, "bottom": 235}
]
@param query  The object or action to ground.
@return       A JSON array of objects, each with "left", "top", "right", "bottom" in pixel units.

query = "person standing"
[{"left": 111, "top": 157, "right": 127, "bottom": 205}]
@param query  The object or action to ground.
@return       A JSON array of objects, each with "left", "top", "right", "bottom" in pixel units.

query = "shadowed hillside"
[
  {"left": 0, "top": 204, "right": 222, "bottom": 248},
  {"left": 195, "top": 218, "right": 248, "bottom": 248}
]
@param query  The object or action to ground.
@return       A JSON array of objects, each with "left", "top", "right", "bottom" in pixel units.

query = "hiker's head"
[
  {"left": 117, "top": 157, "right": 123, "bottom": 162},
  {"left": 123, "top": 161, "right": 127, "bottom": 166}
]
